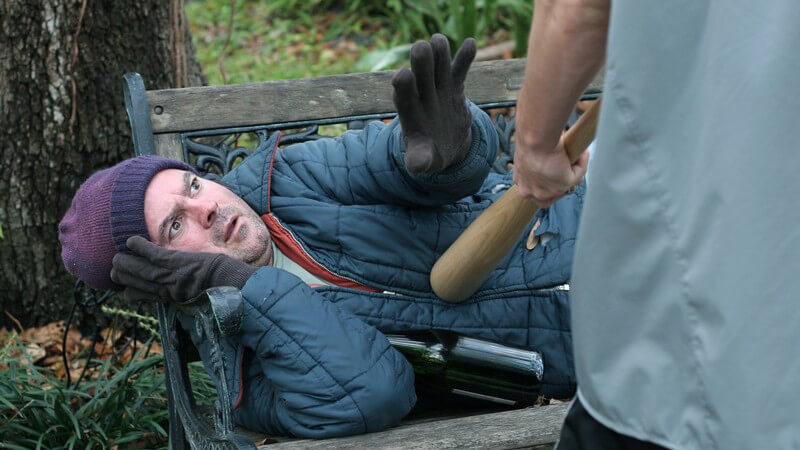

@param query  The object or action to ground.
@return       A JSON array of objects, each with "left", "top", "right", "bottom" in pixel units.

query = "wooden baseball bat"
[{"left": 430, "top": 98, "right": 601, "bottom": 303}]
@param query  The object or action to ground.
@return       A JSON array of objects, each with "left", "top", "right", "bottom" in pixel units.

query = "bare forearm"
[{"left": 516, "top": 0, "right": 610, "bottom": 155}]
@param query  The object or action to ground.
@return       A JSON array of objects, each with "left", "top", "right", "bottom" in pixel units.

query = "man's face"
[{"left": 143, "top": 169, "right": 273, "bottom": 266}]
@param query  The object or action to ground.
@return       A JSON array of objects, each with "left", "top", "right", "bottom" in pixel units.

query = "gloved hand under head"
[{"left": 111, "top": 235, "right": 257, "bottom": 302}]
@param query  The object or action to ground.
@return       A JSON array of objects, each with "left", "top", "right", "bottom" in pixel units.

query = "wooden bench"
[{"left": 122, "top": 59, "right": 602, "bottom": 449}]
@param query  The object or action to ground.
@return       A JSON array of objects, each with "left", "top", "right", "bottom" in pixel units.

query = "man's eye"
[
  {"left": 190, "top": 178, "right": 200, "bottom": 194},
  {"left": 169, "top": 220, "right": 182, "bottom": 238}
]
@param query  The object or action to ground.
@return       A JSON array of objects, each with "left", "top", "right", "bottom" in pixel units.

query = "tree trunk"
[{"left": 0, "top": 0, "right": 204, "bottom": 327}]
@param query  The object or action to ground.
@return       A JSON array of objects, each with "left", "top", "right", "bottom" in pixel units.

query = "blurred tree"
[{"left": 0, "top": 0, "right": 204, "bottom": 327}]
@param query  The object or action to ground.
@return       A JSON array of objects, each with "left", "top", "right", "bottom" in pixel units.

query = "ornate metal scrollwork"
[
  {"left": 183, "top": 133, "right": 257, "bottom": 180},
  {"left": 182, "top": 120, "right": 348, "bottom": 179},
  {"left": 491, "top": 112, "right": 516, "bottom": 175},
  {"left": 181, "top": 108, "right": 518, "bottom": 179}
]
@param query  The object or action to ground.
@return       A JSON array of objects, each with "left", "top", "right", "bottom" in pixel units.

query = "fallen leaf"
[{"left": 22, "top": 343, "right": 46, "bottom": 364}]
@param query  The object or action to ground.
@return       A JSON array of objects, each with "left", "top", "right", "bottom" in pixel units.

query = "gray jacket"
[{"left": 572, "top": 1, "right": 800, "bottom": 448}]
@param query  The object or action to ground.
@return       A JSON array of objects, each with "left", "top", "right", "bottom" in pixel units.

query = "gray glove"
[
  {"left": 392, "top": 34, "right": 477, "bottom": 173},
  {"left": 111, "top": 236, "right": 257, "bottom": 302}
]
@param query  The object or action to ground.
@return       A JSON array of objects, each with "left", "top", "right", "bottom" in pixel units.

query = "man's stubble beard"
[{"left": 213, "top": 206, "right": 270, "bottom": 265}]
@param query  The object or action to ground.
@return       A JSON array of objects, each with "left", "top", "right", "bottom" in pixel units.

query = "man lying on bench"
[{"left": 58, "top": 34, "right": 587, "bottom": 438}]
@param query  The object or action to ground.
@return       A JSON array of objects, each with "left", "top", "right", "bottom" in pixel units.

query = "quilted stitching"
[{"left": 221, "top": 104, "right": 580, "bottom": 396}]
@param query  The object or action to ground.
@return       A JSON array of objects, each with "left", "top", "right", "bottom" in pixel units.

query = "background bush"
[{"left": 188, "top": 0, "right": 533, "bottom": 83}]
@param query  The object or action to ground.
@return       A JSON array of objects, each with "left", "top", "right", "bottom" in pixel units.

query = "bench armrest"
[{"left": 159, "top": 287, "right": 255, "bottom": 450}]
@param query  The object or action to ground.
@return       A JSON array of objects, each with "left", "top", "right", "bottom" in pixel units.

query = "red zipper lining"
[
  {"left": 262, "top": 213, "right": 379, "bottom": 292},
  {"left": 262, "top": 134, "right": 377, "bottom": 292},
  {"left": 232, "top": 349, "right": 244, "bottom": 410},
  {"left": 265, "top": 132, "right": 280, "bottom": 212}
]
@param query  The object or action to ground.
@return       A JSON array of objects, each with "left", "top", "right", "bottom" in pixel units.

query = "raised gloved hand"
[
  {"left": 392, "top": 33, "right": 477, "bottom": 173},
  {"left": 111, "top": 236, "right": 257, "bottom": 302}
]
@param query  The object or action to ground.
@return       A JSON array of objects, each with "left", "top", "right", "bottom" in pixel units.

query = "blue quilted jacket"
[{"left": 185, "top": 103, "right": 585, "bottom": 438}]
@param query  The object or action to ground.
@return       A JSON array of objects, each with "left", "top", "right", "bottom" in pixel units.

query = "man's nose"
[{"left": 185, "top": 198, "right": 218, "bottom": 228}]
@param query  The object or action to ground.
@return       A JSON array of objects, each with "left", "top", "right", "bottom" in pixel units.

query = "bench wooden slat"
[
  {"left": 153, "top": 132, "right": 182, "bottom": 160},
  {"left": 259, "top": 403, "right": 568, "bottom": 449},
  {"left": 147, "top": 59, "right": 603, "bottom": 134}
]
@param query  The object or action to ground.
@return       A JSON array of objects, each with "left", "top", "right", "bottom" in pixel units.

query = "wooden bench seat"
[{"left": 259, "top": 403, "right": 568, "bottom": 449}]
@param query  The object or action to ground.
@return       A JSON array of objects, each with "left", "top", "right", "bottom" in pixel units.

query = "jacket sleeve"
[
  {"left": 271, "top": 101, "right": 499, "bottom": 208},
  {"left": 227, "top": 267, "right": 417, "bottom": 438}
]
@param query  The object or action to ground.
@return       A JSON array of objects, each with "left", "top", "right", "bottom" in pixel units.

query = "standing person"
[{"left": 514, "top": 1, "right": 800, "bottom": 449}]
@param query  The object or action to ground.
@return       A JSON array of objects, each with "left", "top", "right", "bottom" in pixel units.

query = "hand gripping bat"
[{"left": 430, "top": 98, "right": 601, "bottom": 303}]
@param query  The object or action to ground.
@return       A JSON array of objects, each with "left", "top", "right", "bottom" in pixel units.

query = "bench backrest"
[
  {"left": 123, "top": 59, "right": 603, "bottom": 167},
  {"left": 120, "top": 60, "right": 602, "bottom": 449}
]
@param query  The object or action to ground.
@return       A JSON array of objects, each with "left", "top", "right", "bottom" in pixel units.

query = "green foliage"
[
  {"left": 356, "top": 0, "right": 534, "bottom": 72},
  {"left": 0, "top": 335, "right": 216, "bottom": 450},
  {"left": 101, "top": 305, "right": 161, "bottom": 340},
  {"left": 355, "top": 44, "right": 413, "bottom": 72},
  {"left": 187, "top": 0, "right": 532, "bottom": 83},
  {"left": 277, "top": 0, "right": 533, "bottom": 52},
  {"left": 187, "top": 0, "right": 402, "bottom": 84}
]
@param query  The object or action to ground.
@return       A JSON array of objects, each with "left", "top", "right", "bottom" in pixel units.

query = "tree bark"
[{"left": 0, "top": 0, "right": 204, "bottom": 327}]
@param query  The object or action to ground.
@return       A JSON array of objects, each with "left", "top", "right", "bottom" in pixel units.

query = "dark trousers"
[{"left": 556, "top": 398, "right": 667, "bottom": 450}]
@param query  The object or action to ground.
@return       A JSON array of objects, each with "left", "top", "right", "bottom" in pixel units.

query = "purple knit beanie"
[{"left": 58, "top": 156, "right": 196, "bottom": 290}]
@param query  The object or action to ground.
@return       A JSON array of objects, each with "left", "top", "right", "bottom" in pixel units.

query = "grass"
[
  {"left": 0, "top": 332, "right": 217, "bottom": 450},
  {"left": 186, "top": 0, "right": 531, "bottom": 84},
  {"left": 187, "top": 0, "right": 405, "bottom": 84}
]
